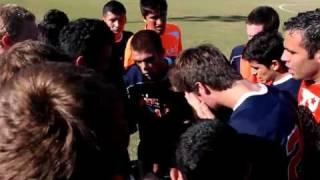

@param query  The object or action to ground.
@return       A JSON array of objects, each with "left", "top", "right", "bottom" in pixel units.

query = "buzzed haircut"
[
  {"left": 0, "top": 4, "right": 35, "bottom": 41},
  {"left": 131, "top": 30, "right": 164, "bottom": 55},
  {"left": 242, "top": 31, "right": 285, "bottom": 67},
  {"left": 176, "top": 120, "right": 247, "bottom": 180},
  {"left": 247, "top": 6, "right": 280, "bottom": 32},
  {"left": 284, "top": 9, "right": 320, "bottom": 59},
  {"left": 140, "top": 0, "right": 168, "bottom": 17},
  {"left": 103, "top": 0, "right": 127, "bottom": 16},
  {"left": 0, "top": 40, "right": 70, "bottom": 86}
]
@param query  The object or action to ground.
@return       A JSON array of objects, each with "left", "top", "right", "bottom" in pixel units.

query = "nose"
[
  {"left": 156, "top": 18, "right": 164, "bottom": 26},
  {"left": 114, "top": 20, "right": 119, "bottom": 28}
]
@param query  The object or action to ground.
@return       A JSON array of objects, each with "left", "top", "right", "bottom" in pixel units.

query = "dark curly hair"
[
  {"left": 59, "top": 18, "right": 114, "bottom": 71},
  {"left": 242, "top": 31, "right": 285, "bottom": 68},
  {"left": 175, "top": 120, "right": 246, "bottom": 180},
  {"left": 284, "top": 9, "right": 320, "bottom": 59},
  {"left": 38, "top": 9, "right": 69, "bottom": 47}
]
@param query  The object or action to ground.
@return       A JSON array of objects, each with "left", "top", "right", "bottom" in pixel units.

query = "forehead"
[
  {"left": 132, "top": 50, "right": 154, "bottom": 60},
  {"left": 145, "top": 10, "right": 166, "bottom": 17},
  {"left": 104, "top": 11, "right": 124, "bottom": 19},
  {"left": 250, "top": 60, "right": 268, "bottom": 68},
  {"left": 246, "top": 24, "right": 264, "bottom": 34},
  {"left": 284, "top": 30, "right": 305, "bottom": 48}
]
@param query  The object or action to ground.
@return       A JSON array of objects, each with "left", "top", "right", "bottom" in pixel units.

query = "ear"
[
  {"left": 195, "top": 82, "right": 211, "bottom": 96},
  {"left": 124, "top": 16, "right": 127, "bottom": 24},
  {"left": 270, "top": 60, "right": 280, "bottom": 71},
  {"left": 0, "top": 34, "right": 13, "bottom": 49},
  {"left": 75, "top": 56, "right": 85, "bottom": 66},
  {"left": 170, "top": 168, "right": 184, "bottom": 180},
  {"left": 315, "top": 50, "right": 320, "bottom": 63}
]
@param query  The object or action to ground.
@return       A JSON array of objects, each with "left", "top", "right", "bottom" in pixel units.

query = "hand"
[{"left": 184, "top": 92, "right": 215, "bottom": 119}]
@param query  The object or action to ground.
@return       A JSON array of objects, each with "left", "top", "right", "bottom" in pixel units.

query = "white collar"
[
  {"left": 272, "top": 73, "right": 293, "bottom": 86},
  {"left": 233, "top": 83, "right": 268, "bottom": 111}
]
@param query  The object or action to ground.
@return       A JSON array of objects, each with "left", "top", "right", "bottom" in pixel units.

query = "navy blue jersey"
[
  {"left": 230, "top": 84, "right": 297, "bottom": 147},
  {"left": 123, "top": 60, "right": 193, "bottom": 171},
  {"left": 229, "top": 44, "right": 245, "bottom": 73},
  {"left": 273, "top": 75, "right": 301, "bottom": 99}
]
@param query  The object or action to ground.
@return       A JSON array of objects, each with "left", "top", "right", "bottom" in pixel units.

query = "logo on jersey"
[{"left": 300, "top": 88, "right": 320, "bottom": 113}]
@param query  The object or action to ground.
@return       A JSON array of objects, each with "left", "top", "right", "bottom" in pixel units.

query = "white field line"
[{"left": 278, "top": 3, "right": 298, "bottom": 14}]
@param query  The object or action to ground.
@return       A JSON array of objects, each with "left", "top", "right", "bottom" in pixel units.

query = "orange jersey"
[
  {"left": 240, "top": 57, "right": 257, "bottom": 83},
  {"left": 123, "top": 23, "right": 182, "bottom": 69},
  {"left": 298, "top": 81, "right": 320, "bottom": 123}
]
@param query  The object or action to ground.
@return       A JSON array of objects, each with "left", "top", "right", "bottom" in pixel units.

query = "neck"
[
  {"left": 274, "top": 72, "right": 289, "bottom": 82},
  {"left": 115, "top": 32, "right": 123, "bottom": 43},
  {"left": 216, "top": 80, "right": 261, "bottom": 108}
]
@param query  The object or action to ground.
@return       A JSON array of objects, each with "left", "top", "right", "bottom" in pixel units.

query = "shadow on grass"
[{"left": 128, "top": 15, "right": 247, "bottom": 23}]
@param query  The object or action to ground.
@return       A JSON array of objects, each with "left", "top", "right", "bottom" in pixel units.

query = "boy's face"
[
  {"left": 282, "top": 30, "right": 320, "bottom": 81},
  {"left": 103, "top": 11, "right": 126, "bottom": 36},
  {"left": 132, "top": 50, "right": 164, "bottom": 80},
  {"left": 246, "top": 24, "right": 263, "bottom": 40},
  {"left": 250, "top": 61, "right": 275, "bottom": 83},
  {"left": 144, "top": 10, "right": 167, "bottom": 35}
]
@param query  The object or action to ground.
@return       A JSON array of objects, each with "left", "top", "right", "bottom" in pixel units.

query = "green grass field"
[{"left": 1, "top": 0, "right": 319, "bottom": 160}]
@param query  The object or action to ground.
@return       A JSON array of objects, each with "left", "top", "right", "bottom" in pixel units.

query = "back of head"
[
  {"left": 102, "top": 0, "right": 126, "bottom": 16},
  {"left": 170, "top": 44, "right": 242, "bottom": 93},
  {"left": 243, "top": 31, "right": 284, "bottom": 67},
  {"left": 284, "top": 9, "right": 320, "bottom": 59},
  {"left": 175, "top": 120, "right": 247, "bottom": 180},
  {"left": 140, "top": 0, "right": 167, "bottom": 17},
  {"left": 0, "top": 62, "right": 118, "bottom": 179},
  {"left": 59, "top": 18, "right": 114, "bottom": 70},
  {"left": 131, "top": 29, "right": 164, "bottom": 55},
  {"left": 247, "top": 6, "right": 280, "bottom": 32},
  {"left": 38, "top": 9, "right": 69, "bottom": 47},
  {"left": 0, "top": 40, "right": 70, "bottom": 86},
  {"left": 0, "top": 4, "right": 36, "bottom": 43}
]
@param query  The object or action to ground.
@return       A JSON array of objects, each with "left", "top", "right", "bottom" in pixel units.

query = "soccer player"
[
  {"left": 102, "top": 0, "right": 133, "bottom": 68},
  {"left": 170, "top": 44, "right": 303, "bottom": 180},
  {"left": 242, "top": 31, "right": 301, "bottom": 98},
  {"left": 282, "top": 9, "right": 320, "bottom": 123},
  {"left": 230, "top": 6, "right": 280, "bottom": 81},
  {"left": 123, "top": 0, "right": 182, "bottom": 69},
  {"left": 124, "top": 30, "right": 193, "bottom": 177},
  {"left": 59, "top": 18, "right": 129, "bottom": 179},
  {"left": 0, "top": 4, "right": 38, "bottom": 54}
]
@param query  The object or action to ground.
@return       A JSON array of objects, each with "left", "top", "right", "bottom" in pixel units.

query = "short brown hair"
[
  {"left": 131, "top": 30, "right": 164, "bottom": 55},
  {"left": 0, "top": 40, "right": 70, "bottom": 86},
  {"left": 170, "top": 44, "right": 242, "bottom": 93},
  {"left": 0, "top": 62, "right": 124, "bottom": 179},
  {"left": 0, "top": 4, "right": 35, "bottom": 41}
]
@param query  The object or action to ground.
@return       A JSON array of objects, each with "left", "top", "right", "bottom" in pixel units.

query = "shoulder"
[
  {"left": 123, "top": 65, "right": 143, "bottom": 87},
  {"left": 123, "top": 31, "right": 134, "bottom": 38},
  {"left": 231, "top": 44, "right": 245, "bottom": 55}
]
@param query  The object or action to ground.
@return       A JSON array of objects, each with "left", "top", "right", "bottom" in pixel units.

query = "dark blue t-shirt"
[{"left": 230, "top": 84, "right": 297, "bottom": 147}]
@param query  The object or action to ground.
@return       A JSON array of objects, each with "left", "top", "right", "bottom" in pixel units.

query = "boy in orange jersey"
[{"left": 123, "top": 0, "right": 182, "bottom": 69}]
